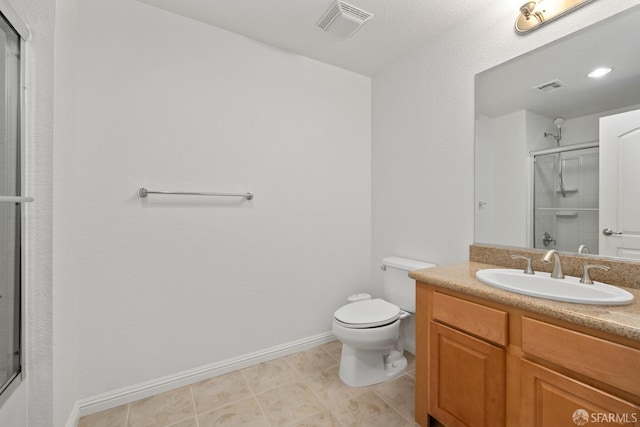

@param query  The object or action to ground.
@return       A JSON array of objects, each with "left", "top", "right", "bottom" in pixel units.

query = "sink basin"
[{"left": 475, "top": 269, "right": 635, "bottom": 305}]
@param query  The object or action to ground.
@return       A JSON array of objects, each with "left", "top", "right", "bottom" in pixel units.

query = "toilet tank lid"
[{"left": 382, "top": 257, "right": 436, "bottom": 271}]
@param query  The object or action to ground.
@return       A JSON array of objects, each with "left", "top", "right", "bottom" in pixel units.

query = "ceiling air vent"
[
  {"left": 532, "top": 79, "right": 569, "bottom": 93},
  {"left": 317, "top": 1, "right": 373, "bottom": 39}
]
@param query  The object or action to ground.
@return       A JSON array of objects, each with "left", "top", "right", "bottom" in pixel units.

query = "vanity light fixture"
[
  {"left": 587, "top": 67, "right": 612, "bottom": 78},
  {"left": 519, "top": 2, "right": 545, "bottom": 23},
  {"left": 515, "top": 0, "right": 597, "bottom": 34}
]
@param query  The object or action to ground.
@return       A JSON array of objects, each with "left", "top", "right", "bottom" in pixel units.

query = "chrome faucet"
[
  {"left": 578, "top": 244, "right": 591, "bottom": 254},
  {"left": 542, "top": 250, "right": 564, "bottom": 279}
]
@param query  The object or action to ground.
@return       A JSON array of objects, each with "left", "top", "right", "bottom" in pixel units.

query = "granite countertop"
[{"left": 409, "top": 262, "right": 640, "bottom": 341}]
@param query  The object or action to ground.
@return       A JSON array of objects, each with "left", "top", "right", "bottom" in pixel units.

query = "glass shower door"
[
  {"left": 533, "top": 147, "right": 600, "bottom": 254},
  {"left": 0, "top": 14, "right": 23, "bottom": 402}
]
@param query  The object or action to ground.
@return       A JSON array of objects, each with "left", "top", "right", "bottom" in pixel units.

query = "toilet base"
[{"left": 338, "top": 344, "right": 407, "bottom": 387}]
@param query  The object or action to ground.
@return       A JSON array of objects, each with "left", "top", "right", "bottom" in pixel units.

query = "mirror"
[{"left": 474, "top": 5, "right": 640, "bottom": 259}]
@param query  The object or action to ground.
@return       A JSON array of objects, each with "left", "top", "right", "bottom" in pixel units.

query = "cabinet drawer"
[
  {"left": 432, "top": 292, "right": 508, "bottom": 346},
  {"left": 522, "top": 317, "right": 640, "bottom": 396}
]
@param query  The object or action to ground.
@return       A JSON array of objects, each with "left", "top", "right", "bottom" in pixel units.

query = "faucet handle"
[
  {"left": 511, "top": 255, "right": 534, "bottom": 275},
  {"left": 580, "top": 264, "right": 610, "bottom": 285}
]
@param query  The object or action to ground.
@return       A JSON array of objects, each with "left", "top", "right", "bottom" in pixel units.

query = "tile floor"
[{"left": 77, "top": 341, "right": 418, "bottom": 427}]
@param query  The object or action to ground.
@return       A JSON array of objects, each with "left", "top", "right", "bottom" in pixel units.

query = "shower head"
[
  {"left": 553, "top": 117, "right": 566, "bottom": 129},
  {"left": 544, "top": 116, "right": 565, "bottom": 145}
]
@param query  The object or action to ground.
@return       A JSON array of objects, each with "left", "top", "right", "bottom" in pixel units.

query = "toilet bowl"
[
  {"left": 332, "top": 257, "right": 435, "bottom": 387},
  {"left": 332, "top": 299, "right": 409, "bottom": 386}
]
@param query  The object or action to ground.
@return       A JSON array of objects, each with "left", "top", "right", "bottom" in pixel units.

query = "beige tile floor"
[{"left": 78, "top": 341, "right": 418, "bottom": 427}]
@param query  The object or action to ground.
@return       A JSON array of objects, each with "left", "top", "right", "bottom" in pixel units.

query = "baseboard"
[
  {"left": 76, "top": 331, "right": 336, "bottom": 418},
  {"left": 65, "top": 401, "right": 80, "bottom": 427}
]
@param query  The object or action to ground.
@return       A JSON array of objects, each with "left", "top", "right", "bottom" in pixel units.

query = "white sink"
[{"left": 475, "top": 269, "right": 635, "bottom": 305}]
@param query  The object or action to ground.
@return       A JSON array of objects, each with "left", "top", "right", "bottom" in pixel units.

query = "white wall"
[
  {"left": 0, "top": 0, "right": 56, "bottom": 426},
  {"left": 0, "top": 383, "right": 26, "bottom": 426},
  {"left": 475, "top": 111, "right": 528, "bottom": 247},
  {"left": 371, "top": 0, "right": 640, "bottom": 298},
  {"left": 71, "top": 0, "right": 371, "bottom": 399},
  {"left": 526, "top": 111, "right": 556, "bottom": 153},
  {"left": 53, "top": 0, "right": 80, "bottom": 424},
  {"left": 561, "top": 103, "right": 640, "bottom": 145},
  {"left": 475, "top": 110, "right": 552, "bottom": 248}
]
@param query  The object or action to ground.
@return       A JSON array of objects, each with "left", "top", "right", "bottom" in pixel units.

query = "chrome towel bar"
[{"left": 138, "top": 187, "right": 253, "bottom": 200}]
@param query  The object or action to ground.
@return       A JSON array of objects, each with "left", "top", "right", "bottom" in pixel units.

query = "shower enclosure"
[
  {"left": 0, "top": 10, "right": 24, "bottom": 405},
  {"left": 532, "top": 143, "right": 600, "bottom": 254}
]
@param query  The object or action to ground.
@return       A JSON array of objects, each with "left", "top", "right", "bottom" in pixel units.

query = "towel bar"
[{"left": 138, "top": 188, "right": 253, "bottom": 200}]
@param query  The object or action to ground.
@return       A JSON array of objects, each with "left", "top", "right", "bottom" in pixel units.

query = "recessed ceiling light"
[{"left": 587, "top": 67, "right": 612, "bottom": 78}]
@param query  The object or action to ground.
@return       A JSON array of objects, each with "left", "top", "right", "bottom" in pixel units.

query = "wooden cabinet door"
[
  {"left": 521, "top": 360, "right": 640, "bottom": 426},
  {"left": 429, "top": 321, "right": 506, "bottom": 427}
]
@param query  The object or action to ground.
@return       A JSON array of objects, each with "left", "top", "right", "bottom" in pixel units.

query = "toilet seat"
[{"left": 334, "top": 299, "right": 400, "bottom": 329}]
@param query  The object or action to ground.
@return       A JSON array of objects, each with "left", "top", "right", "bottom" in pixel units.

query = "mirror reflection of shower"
[
  {"left": 533, "top": 117, "right": 599, "bottom": 254},
  {"left": 545, "top": 117, "right": 566, "bottom": 143},
  {"left": 545, "top": 117, "right": 567, "bottom": 197}
]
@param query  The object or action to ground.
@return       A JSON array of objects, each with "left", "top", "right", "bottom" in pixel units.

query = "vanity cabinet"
[
  {"left": 520, "top": 360, "right": 640, "bottom": 426},
  {"left": 520, "top": 317, "right": 640, "bottom": 427},
  {"left": 428, "top": 292, "right": 506, "bottom": 427},
  {"left": 429, "top": 322, "right": 505, "bottom": 427},
  {"left": 415, "top": 283, "right": 640, "bottom": 427}
]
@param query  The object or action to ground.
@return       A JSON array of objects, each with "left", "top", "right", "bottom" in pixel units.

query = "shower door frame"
[
  {"left": 0, "top": 2, "right": 29, "bottom": 408},
  {"left": 529, "top": 141, "right": 600, "bottom": 252}
]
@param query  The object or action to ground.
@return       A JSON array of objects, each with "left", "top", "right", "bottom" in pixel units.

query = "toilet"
[{"left": 332, "top": 256, "right": 435, "bottom": 387}]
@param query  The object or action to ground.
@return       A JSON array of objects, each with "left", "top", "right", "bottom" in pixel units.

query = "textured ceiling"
[{"left": 135, "top": 0, "right": 497, "bottom": 76}]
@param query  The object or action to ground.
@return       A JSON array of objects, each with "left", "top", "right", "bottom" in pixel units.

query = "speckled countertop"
[{"left": 409, "top": 262, "right": 640, "bottom": 342}]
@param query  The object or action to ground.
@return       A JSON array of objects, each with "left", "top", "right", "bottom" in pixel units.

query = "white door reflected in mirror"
[{"left": 599, "top": 109, "right": 640, "bottom": 259}]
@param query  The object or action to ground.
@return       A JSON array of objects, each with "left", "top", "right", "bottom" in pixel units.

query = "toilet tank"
[{"left": 382, "top": 257, "right": 436, "bottom": 312}]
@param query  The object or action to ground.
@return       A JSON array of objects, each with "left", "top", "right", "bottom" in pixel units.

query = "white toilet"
[{"left": 332, "top": 256, "right": 435, "bottom": 387}]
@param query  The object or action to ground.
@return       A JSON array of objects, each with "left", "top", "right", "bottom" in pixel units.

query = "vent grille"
[
  {"left": 317, "top": 1, "right": 373, "bottom": 36},
  {"left": 340, "top": 3, "right": 373, "bottom": 21},
  {"left": 318, "top": 6, "right": 341, "bottom": 30},
  {"left": 533, "top": 79, "right": 569, "bottom": 93}
]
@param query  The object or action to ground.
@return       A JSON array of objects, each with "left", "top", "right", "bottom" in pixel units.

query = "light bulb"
[{"left": 587, "top": 67, "right": 612, "bottom": 78}]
